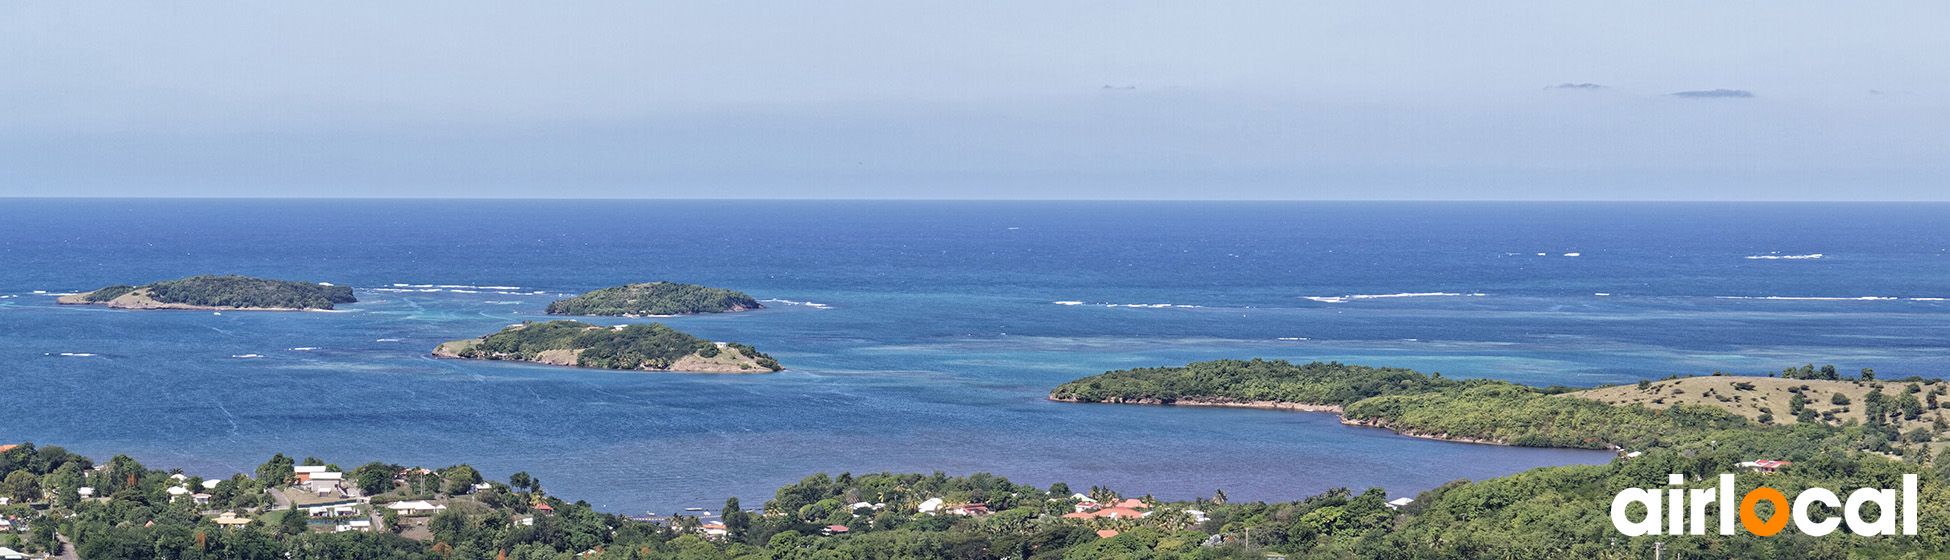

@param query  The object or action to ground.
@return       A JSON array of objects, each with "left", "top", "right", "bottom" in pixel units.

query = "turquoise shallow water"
[{"left": 3, "top": 200, "right": 1946, "bottom": 514}]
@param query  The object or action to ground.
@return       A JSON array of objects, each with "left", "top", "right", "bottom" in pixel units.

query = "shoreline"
[
  {"left": 1047, "top": 395, "right": 1512, "bottom": 447},
  {"left": 431, "top": 340, "right": 775, "bottom": 374},
  {"left": 56, "top": 295, "right": 339, "bottom": 312}
]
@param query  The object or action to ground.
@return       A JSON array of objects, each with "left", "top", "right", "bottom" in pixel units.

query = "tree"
[
  {"left": 383, "top": 510, "right": 402, "bottom": 533},
  {"left": 1048, "top": 482, "right": 1071, "bottom": 496},
  {"left": 508, "top": 472, "right": 532, "bottom": 492},
  {"left": 1213, "top": 489, "right": 1228, "bottom": 504},
  {"left": 1862, "top": 368, "right": 1877, "bottom": 381},
  {"left": 257, "top": 453, "right": 295, "bottom": 487},
  {"left": 440, "top": 465, "right": 482, "bottom": 495},
  {"left": 279, "top": 509, "right": 309, "bottom": 535},
  {"left": 723, "top": 497, "right": 750, "bottom": 542},
  {"left": 351, "top": 462, "right": 398, "bottom": 496},
  {"left": 2, "top": 470, "right": 39, "bottom": 504}
]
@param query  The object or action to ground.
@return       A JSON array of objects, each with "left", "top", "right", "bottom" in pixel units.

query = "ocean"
[{"left": 3, "top": 199, "right": 1946, "bottom": 514}]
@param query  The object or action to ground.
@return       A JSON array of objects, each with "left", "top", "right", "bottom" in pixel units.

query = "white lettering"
[
  {"left": 1612, "top": 487, "right": 1663, "bottom": 536},
  {"left": 1792, "top": 488, "right": 1841, "bottom": 536},
  {"left": 1845, "top": 488, "right": 1897, "bottom": 536}
]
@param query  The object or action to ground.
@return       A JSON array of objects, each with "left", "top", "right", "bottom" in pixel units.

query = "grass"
[{"left": 1571, "top": 376, "right": 1950, "bottom": 432}]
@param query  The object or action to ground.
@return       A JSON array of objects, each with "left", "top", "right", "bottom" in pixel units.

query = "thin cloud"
[
  {"left": 1548, "top": 83, "right": 1605, "bottom": 90},
  {"left": 1670, "top": 89, "right": 1754, "bottom": 98}
]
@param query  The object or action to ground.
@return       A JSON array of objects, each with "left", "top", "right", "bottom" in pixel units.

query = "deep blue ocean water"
[{"left": 3, "top": 200, "right": 1946, "bottom": 514}]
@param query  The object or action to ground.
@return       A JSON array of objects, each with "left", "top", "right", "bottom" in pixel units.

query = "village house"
[
  {"left": 308, "top": 471, "right": 345, "bottom": 494},
  {"left": 339, "top": 519, "right": 373, "bottom": 532},
  {"left": 1096, "top": 530, "right": 1120, "bottom": 539},
  {"left": 0, "top": 546, "right": 28, "bottom": 560},
  {"left": 214, "top": 512, "right": 253, "bottom": 528},
  {"left": 293, "top": 465, "right": 330, "bottom": 483},
  {"left": 1741, "top": 460, "right": 1792, "bottom": 474},
  {"left": 916, "top": 497, "right": 944, "bottom": 514},
  {"left": 387, "top": 500, "right": 447, "bottom": 516},
  {"left": 946, "top": 503, "right": 990, "bottom": 516},
  {"left": 193, "top": 493, "right": 213, "bottom": 505},
  {"left": 1386, "top": 498, "right": 1415, "bottom": 510},
  {"left": 822, "top": 525, "right": 849, "bottom": 535}
]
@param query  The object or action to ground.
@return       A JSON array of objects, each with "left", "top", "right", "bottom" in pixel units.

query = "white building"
[
  {"left": 916, "top": 497, "right": 944, "bottom": 514},
  {"left": 387, "top": 500, "right": 446, "bottom": 515}
]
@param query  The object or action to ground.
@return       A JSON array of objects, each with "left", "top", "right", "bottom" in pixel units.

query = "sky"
[{"left": 3, "top": 1, "right": 1947, "bottom": 200}]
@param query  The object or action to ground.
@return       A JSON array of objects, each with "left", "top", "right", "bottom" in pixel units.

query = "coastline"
[
  {"left": 431, "top": 340, "right": 775, "bottom": 374},
  {"left": 56, "top": 294, "right": 336, "bottom": 312},
  {"left": 1047, "top": 395, "right": 1512, "bottom": 446}
]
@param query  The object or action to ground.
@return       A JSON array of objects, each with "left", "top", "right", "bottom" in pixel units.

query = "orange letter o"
[{"left": 1740, "top": 488, "right": 1790, "bottom": 536}]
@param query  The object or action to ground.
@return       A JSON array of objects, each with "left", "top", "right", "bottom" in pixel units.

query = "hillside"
[
  {"left": 57, "top": 275, "right": 356, "bottom": 310},
  {"left": 545, "top": 282, "right": 762, "bottom": 316},
  {"left": 433, "top": 320, "right": 782, "bottom": 373},
  {"left": 1571, "top": 375, "right": 1949, "bottom": 432}
]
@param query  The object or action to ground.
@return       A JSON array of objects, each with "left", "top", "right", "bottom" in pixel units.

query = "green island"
[
  {"left": 545, "top": 283, "right": 763, "bottom": 317},
  {"left": 433, "top": 320, "right": 783, "bottom": 373},
  {"left": 56, "top": 275, "right": 356, "bottom": 311}
]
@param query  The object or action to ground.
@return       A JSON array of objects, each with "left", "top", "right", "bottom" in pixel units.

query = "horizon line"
[{"left": 5, "top": 196, "right": 1949, "bottom": 203}]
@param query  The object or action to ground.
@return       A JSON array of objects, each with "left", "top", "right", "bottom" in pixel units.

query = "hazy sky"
[{"left": 3, "top": 2, "right": 1946, "bottom": 200}]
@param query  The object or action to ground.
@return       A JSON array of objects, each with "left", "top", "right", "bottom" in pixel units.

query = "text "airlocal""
[{"left": 1612, "top": 474, "right": 1918, "bottom": 536}]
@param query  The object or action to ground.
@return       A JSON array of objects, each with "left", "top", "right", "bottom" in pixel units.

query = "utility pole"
[{"left": 1653, "top": 541, "right": 1665, "bottom": 560}]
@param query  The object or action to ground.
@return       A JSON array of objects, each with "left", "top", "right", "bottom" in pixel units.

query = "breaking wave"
[
  {"left": 761, "top": 299, "right": 832, "bottom": 309},
  {"left": 1303, "top": 292, "right": 1486, "bottom": 303},
  {"left": 1745, "top": 253, "right": 1824, "bottom": 260},
  {"left": 1050, "top": 301, "right": 1204, "bottom": 309}
]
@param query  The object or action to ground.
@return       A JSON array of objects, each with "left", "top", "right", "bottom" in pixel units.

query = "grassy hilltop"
[{"left": 434, "top": 320, "right": 782, "bottom": 373}]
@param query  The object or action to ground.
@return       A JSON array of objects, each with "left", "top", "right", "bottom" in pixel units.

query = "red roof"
[
  {"left": 1114, "top": 499, "right": 1148, "bottom": 509},
  {"left": 1095, "top": 507, "right": 1144, "bottom": 519},
  {"left": 1096, "top": 530, "right": 1120, "bottom": 539},
  {"left": 826, "top": 525, "right": 850, "bottom": 533},
  {"left": 0, "top": 444, "right": 18, "bottom": 453},
  {"left": 533, "top": 503, "right": 555, "bottom": 511}
]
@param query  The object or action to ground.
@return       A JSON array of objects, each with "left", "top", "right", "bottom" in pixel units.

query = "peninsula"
[
  {"left": 433, "top": 320, "right": 783, "bottom": 373},
  {"left": 56, "top": 274, "right": 356, "bottom": 311},
  {"left": 545, "top": 282, "right": 762, "bottom": 316}
]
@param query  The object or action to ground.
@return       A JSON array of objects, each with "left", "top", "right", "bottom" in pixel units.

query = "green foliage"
[
  {"left": 127, "top": 275, "right": 356, "bottom": 309},
  {"left": 81, "top": 284, "right": 138, "bottom": 302},
  {"left": 456, "top": 320, "right": 783, "bottom": 372},
  {"left": 1050, "top": 358, "right": 1465, "bottom": 406},
  {"left": 545, "top": 282, "right": 762, "bottom": 316}
]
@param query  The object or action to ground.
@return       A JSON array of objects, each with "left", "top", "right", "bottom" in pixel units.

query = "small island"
[
  {"left": 57, "top": 274, "right": 357, "bottom": 311},
  {"left": 545, "top": 282, "right": 762, "bottom": 317},
  {"left": 433, "top": 320, "right": 783, "bottom": 373}
]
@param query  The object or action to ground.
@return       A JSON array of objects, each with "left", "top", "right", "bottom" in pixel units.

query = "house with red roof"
[
  {"left": 1096, "top": 529, "right": 1120, "bottom": 539},
  {"left": 1114, "top": 498, "right": 1149, "bottom": 510},
  {"left": 1094, "top": 507, "right": 1146, "bottom": 519}
]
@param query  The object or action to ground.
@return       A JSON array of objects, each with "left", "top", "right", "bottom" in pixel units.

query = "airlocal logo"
[{"left": 1611, "top": 474, "right": 1918, "bottom": 536}]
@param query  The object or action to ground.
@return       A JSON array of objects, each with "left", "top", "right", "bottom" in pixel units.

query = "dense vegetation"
[
  {"left": 1052, "top": 360, "right": 1915, "bottom": 451},
  {"left": 73, "top": 275, "right": 356, "bottom": 309},
  {"left": 452, "top": 320, "right": 782, "bottom": 372},
  {"left": 545, "top": 283, "right": 762, "bottom": 316},
  {"left": 8, "top": 427, "right": 1949, "bottom": 560},
  {"left": 1049, "top": 359, "right": 1472, "bottom": 406}
]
